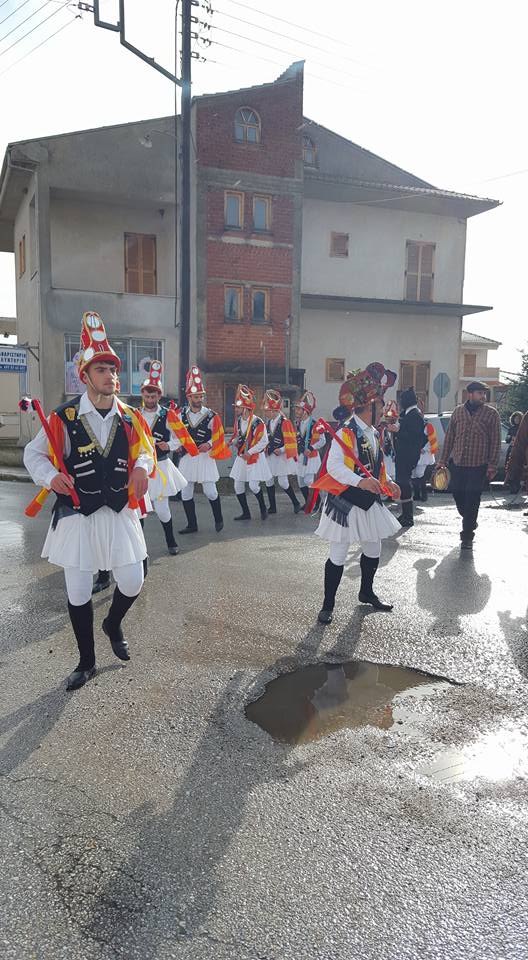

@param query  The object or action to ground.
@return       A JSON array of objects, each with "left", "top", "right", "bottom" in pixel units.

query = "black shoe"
[
  {"left": 318, "top": 607, "right": 334, "bottom": 624},
  {"left": 358, "top": 590, "right": 393, "bottom": 611},
  {"left": 398, "top": 516, "right": 414, "bottom": 528},
  {"left": 102, "top": 617, "right": 130, "bottom": 661},
  {"left": 66, "top": 665, "right": 96, "bottom": 691},
  {"left": 460, "top": 539, "right": 473, "bottom": 550},
  {"left": 92, "top": 571, "right": 111, "bottom": 595},
  {"left": 168, "top": 544, "right": 179, "bottom": 555}
]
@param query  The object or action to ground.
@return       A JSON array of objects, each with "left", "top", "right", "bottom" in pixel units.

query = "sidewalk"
[{"left": 0, "top": 465, "right": 32, "bottom": 483}]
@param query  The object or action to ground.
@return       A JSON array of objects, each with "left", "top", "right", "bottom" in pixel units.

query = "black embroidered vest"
[
  {"left": 237, "top": 415, "right": 264, "bottom": 455},
  {"left": 266, "top": 416, "right": 285, "bottom": 455},
  {"left": 54, "top": 397, "right": 130, "bottom": 518},
  {"left": 179, "top": 406, "right": 215, "bottom": 457},
  {"left": 150, "top": 407, "right": 171, "bottom": 461}
]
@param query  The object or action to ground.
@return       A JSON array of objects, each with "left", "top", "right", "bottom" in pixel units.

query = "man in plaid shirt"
[{"left": 439, "top": 381, "right": 501, "bottom": 549}]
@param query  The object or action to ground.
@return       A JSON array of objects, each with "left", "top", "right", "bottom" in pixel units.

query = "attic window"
[
  {"left": 303, "top": 136, "right": 317, "bottom": 167},
  {"left": 235, "top": 107, "right": 261, "bottom": 144}
]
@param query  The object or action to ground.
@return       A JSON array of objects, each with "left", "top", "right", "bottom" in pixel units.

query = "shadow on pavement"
[
  {"left": 413, "top": 549, "right": 492, "bottom": 637},
  {"left": 497, "top": 608, "right": 528, "bottom": 680}
]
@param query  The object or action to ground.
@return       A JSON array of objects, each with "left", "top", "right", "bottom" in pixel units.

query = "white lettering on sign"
[{"left": 0, "top": 348, "right": 27, "bottom": 372}]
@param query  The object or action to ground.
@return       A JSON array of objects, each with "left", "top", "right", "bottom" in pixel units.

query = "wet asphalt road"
[{"left": 1, "top": 480, "right": 528, "bottom": 960}]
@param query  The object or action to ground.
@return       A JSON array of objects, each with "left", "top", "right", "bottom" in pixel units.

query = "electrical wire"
[
  {"left": 0, "top": 11, "right": 80, "bottom": 77},
  {"left": 205, "top": 21, "right": 362, "bottom": 82},
  {"left": 0, "top": 0, "right": 71, "bottom": 59},
  {"left": 199, "top": 36, "right": 355, "bottom": 89},
  {"left": 218, "top": 0, "right": 377, "bottom": 64},
  {"left": 0, "top": 0, "right": 35, "bottom": 28},
  {"left": 211, "top": 6, "right": 368, "bottom": 70},
  {"left": 0, "top": 9, "right": 79, "bottom": 77},
  {"left": 0, "top": 0, "right": 52, "bottom": 46}
]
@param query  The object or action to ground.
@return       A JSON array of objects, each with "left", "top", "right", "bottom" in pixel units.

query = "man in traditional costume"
[
  {"left": 175, "top": 365, "right": 230, "bottom": 534},
  {"left": 139, "top": 360, "right": 195, "bottom": 554},
  {"left": 312, "top": 363, "right": 401, "bottom": 623},
  {"left": 390, "top": 387, "right": 427, "bottom": 527},
  {"left": 295, "top": 391, "right": 326, "bottom": 503},
  {"left": 262, "top": 389, "right": 301, "bottom": 515},
  {"left": 229, "top": 384, "right": 271, "bottom": 521},
  {"left": 23, "top": 311, "right": 155, "bottom": 690}
]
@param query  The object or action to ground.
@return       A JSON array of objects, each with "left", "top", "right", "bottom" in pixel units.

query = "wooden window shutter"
[
  {"left": 141, "top": 236, "right": 157, "bottom": 295},
  {"left": 330, "top": 232, "right": 349, "bottom": 257},
  {"left": 405, "top": 242, "right": 419, "bottom": 299},
  {"left": 415, "top": 362, "right": 430, "bottom": 394},
  {"left": 400, "top": 362, "right": 415, "bottom": 390},
  {"left": 418, "top": 243, "right": 434, "bottom": 301},
  {"left": 405, "top": 241, "right": 435, "bottom": 301},
  {"left": 125, "top": 234, "right": 157, "bottom": 294}
]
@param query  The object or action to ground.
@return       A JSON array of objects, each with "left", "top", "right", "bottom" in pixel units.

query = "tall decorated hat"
[
  {"left": 185, "top": 365, "right": 206, "bottom": 398},
  {"left": 234, "top": 383, "right": 256, "bottom": 412},
  {"left": 141, "top": 359, "right": 163, "bottom": 394},
  {"left": 77, "top": 311, "right": 121, "bottom": 379},
  {"left": 296, "top": 390, "right": 316, "bottom": 415},
  {"left": 263, "top": 388, "right": 282, "bottom": 413},
  {"left": 338, "top": 362, "right": 397, "bottom": 411}
]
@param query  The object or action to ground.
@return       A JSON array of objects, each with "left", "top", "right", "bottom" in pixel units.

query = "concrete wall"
[
  {"left": 302, "top": 200, "right": 466, "bottom": 303},
  {"left": 299, "top": 308, "right": 461, "bottom": 419},
  {"left": 50, "top": 196, "right": 175, "bottom": 297}
]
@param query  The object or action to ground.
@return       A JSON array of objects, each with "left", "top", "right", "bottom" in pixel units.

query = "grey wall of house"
[
  {"left": 304, "top": 123, "right": 430, "bottom": 186},
  {"left": 50, "top": 196, "right": 176, "bottom": 296}
]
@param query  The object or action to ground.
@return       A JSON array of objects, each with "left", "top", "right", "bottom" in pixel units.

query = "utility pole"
[
  {"left": 179, "top": 0, "right": 192, "bottom": 403},
  {"left": 91, "top": 1, "right": 193, "bottom": 400}
]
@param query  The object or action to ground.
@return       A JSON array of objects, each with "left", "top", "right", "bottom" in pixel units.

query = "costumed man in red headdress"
[
  {"left": 229, "top": 384, "right": 272, "bottom": 521},
  {"left": 174, "top": 365, "right": 230, "bottom": 534},
  {"left": 312, "top": 363, "right": 401, "bottom": 623},
  {"left": 295, "top": 391, "right": 326, "bottom": 504},
  {"left": 139, "top": 360, "right": 189, "bottom": 555},
  {"left": 262, "top": 389, "right": 302, "bottom": 515},
  {"left": 23, "top": 311, "right": 155, "bottom": 690}
]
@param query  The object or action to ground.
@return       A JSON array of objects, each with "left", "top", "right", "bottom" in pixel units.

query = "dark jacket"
[{"left": 394, "top": 406, "right": 426, "bottom": 472}]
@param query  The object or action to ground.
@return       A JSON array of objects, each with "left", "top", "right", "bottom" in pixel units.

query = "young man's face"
[
  {"left": 83, "top": 362, "right": 118, "bottom": 396},
  {"left": 141, "top": 387, "right": 160, "bottom": 410}
]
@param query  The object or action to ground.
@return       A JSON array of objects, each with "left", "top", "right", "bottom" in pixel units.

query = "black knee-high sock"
[
  {"left": 67, "top": 600, "right": 95, "bottom": 670},
  {"left": 285, "top": 484, "right": 300, "bottom": 508},
  {"left": 359, "top": 554, "right": 379, "bottom": 595},
  {"left": 107, "top": 588, "right": 140, "bottom": 630},
  {"left": 322, "top": 559, "right": 344, "bottom": 611}
]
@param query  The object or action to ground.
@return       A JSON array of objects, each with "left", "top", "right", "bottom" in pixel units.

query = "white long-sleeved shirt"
[
  {"left": 240, "top": 417, "right": 268, "bottom": 456},
  {"left": 326, "top": 414, "right": 380, "bottom": 489},
  {"left": 142, "top": 404, "right": 180, "bottom": 452},
  {"left": 24, "top": 393, "right": 154, "bottom": 489}
]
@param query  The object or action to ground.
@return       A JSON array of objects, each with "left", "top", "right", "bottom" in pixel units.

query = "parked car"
[{"left": 424, "top": 413, "right": 508, "bottom": 482}]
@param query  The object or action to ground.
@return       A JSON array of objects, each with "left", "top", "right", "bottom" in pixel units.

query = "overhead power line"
[
  {"left": 211, "top": 6, "right": 368, "bottom": 69},
  {"left": 0, "top": 0, "right": 71, "bottom": 60},
  {"left": 0, "top": 0, "right": 35, "bottom": 28},
  {"left": 0, "top": 0, "right": 53, "bottom": 46},
  {"left": 203, "top": 21, "right": 362, "bottom": 82},
  {"left": 0, "top": 10, "right": 80, "bottom": 77},
  {"left": 219, "top": 0, "right": 376, "bottom": 64}
]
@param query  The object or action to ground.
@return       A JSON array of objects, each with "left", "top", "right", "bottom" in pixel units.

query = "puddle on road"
[{"left": 245, "top": 660, "right": 453, "bottom": 745}]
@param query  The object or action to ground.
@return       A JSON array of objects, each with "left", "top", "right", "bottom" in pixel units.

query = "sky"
[{"left": 0, "top": 0, "right": 526, "bottom": 373}]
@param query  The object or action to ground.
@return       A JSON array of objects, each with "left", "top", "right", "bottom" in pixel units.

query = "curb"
[{"left": 0, "top": 471, "right": 32, "bottom": 483}]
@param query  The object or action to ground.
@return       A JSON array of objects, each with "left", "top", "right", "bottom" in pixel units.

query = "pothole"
[{"left": 245, "top": 660, "right": 454, "bottom": 745}]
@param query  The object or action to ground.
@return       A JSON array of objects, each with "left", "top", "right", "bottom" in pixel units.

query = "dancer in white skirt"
[
  {"left": 139, "top": 360, "right": 191, "bottom": 556},
  {"left": 23, "top": 311, "right": 154, "bottom": 690},
  {"left": 263, "top": 388, "right": 302, "bottom": 515},
  {"left": 295, "top": 391, "right": 326, "bottom": 504},
  {"left": 175, "top": 365, "right": 231, "bottom": 534},
  {"left": 313, "top": 363, "right": 401, "bottom": 623},
  {"left": 229, "top": 384, "right": 271, "bottom": 521}
]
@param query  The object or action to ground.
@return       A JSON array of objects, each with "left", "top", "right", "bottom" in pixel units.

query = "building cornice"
[{"left": 301, "top": 294, "right": 492, "bottom": 318}]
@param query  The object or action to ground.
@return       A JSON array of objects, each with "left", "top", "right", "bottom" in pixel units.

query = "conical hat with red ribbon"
[
  {"left": 339, "top": 362, "right": 397, "bottom": 411},
  {"left": 263, "top": 388, "right": 282, "bottom": 413},
  {"left": 234, "top": 383, "right": 256, "bottom": 412},
  {"left": 296, "top": 390, "right": 316, "bottom": 415},
  {"left": 77, "top": 311, "right": 121, "bottom": 378},
  {"left": 185, "top": 365, "right": 206, "bottom": 398},
  {"left": 141, "top": 359, "right": 163, "bottom": 394}
]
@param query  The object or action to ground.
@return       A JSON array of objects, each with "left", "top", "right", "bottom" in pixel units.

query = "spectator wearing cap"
[
  {"left": 439, "top": 381, "right": 501, "bottom": 549},
  {"left": 389, "top": 387, "right": 426, "bottom": 527}
]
